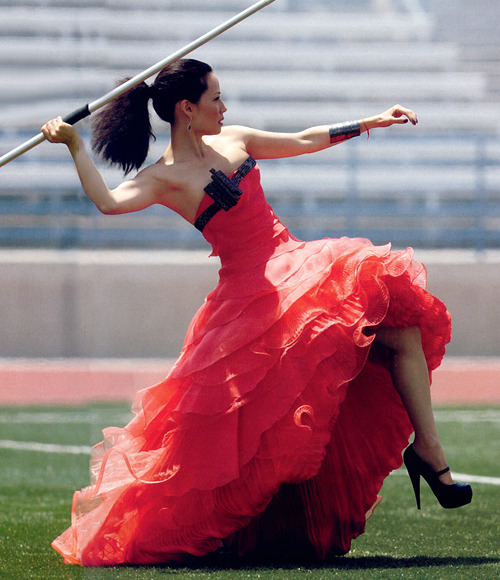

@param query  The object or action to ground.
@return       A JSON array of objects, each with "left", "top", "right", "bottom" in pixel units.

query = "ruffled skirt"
[{"left": 52, "top": 236, "right": 451, "bottom": 566}]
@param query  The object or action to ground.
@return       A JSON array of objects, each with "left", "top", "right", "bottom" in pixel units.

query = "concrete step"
[
  {"left": 0, "top": 38, "right": 460, "bottom": 72},
  {"left": 0, "top": 7, "right": 434, "bottom": 42},
  {"left": 1, "top": 97, "right": 499, "bottom": 136},
  {"left": 0, "top": 68, "right": 487, "bottom": 105}
]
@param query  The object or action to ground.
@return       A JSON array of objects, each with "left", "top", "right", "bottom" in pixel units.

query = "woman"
[{"left": 43, "top": 59, "right": 472, "bottom": 566}]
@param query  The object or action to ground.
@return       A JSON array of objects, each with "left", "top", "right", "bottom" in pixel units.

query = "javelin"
[{"left": 0, "top": 0, "right": 277, "bottom": 168}]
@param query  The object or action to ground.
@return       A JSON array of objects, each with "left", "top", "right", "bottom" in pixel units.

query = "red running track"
[{"left": 0, "top": 357, "right": 499, "bottom": 406}]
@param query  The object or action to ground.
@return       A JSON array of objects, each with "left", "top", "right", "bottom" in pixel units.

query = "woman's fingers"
[
  {"left": 391, "top": 105, "right": 418, "bottom": 125},
  {"left": 41, "top": 118, "right": 59, "bottom": 142},
  {"left": 41, "top": 117, "right": 75, "bottom": 143},
  {"left": 378, "top": 105, "right": 418, "bottom": 127}
]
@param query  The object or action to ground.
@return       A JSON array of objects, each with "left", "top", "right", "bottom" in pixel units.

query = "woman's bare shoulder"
[
  {"left": 219, "top": 124, "right": 253, "bottom": 140},
  {"left": 131, "top": 161, "right": 181, "bottom": 193}
]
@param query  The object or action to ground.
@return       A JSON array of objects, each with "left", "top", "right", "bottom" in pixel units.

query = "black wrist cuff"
[{"left": 329, "top": 121, "right": 361, "bottom": 144}]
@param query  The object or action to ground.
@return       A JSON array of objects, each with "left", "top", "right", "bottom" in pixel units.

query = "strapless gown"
[{"left": 52, "top": 158, "right": 451, "bottom": 566}]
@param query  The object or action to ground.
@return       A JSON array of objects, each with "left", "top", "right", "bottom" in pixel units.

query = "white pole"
[{"left": 0, "top": 0, "right": 277, "bottom": 168}]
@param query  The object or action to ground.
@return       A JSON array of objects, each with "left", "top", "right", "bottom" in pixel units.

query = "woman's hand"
[
  {"left": 363, "top": 105, "right": 418, "bottom": 132},
  {"left": 41, "top": 116, "right": 83, "bottom": 153},
  {"left": 378, "top": 104, "right": 418, "bottom": 126},
  {"left": 41, "top": 116, "right": 159, "bottom": 215}
]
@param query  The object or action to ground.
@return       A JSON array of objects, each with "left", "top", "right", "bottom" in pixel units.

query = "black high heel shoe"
[{"left": 403, "top": 444, "right": 472, "bottom": 509}]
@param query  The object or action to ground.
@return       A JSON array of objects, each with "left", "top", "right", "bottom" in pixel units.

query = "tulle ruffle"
[{"left": 52, "top": 162, "right": 451, "bottom": 566}]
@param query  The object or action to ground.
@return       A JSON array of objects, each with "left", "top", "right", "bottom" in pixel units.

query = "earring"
[{"left": 187, "top": 117, "right": 192, "bottom": 132}]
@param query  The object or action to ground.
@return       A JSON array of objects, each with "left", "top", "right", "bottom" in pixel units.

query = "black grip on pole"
[{"left": 63, "top": 104, "right": 91, "bottom": 125}]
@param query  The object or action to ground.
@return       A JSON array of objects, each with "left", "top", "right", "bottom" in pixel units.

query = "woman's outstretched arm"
[
  {"left": 41, "top": 117, "right": 159, "bottom": 215},
  {"left": 236, "top": 105, "right": 418, "bottom": 160}
]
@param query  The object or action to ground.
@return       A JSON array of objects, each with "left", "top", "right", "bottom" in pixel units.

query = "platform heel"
[{"left": 403, "top": 444, "right": 472, "bottom": 510}]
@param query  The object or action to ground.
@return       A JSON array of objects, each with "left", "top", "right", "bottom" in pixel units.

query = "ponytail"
[
  {"left": 91, "top": 79, "right": 155, "bottom": 175},
  {"left": 91, "top": 59, "right": 213, "bottom": 175}
]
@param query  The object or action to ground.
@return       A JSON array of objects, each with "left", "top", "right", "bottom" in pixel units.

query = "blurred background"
[{"left": 0, "top": 0, "right": 499, "bottom": 365}]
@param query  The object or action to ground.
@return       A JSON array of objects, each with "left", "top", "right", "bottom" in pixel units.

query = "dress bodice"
[{"left": 194, "top": 157, "right": 297, "bottom": 271}]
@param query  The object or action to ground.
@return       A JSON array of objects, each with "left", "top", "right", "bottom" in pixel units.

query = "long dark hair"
[{"left": 91, "top": 59, "right": 213, "bottom": 174}]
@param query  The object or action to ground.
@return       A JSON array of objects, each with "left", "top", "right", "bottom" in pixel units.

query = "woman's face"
[{"left": 191, "top": 73, "right": 227, "bottom": 135}]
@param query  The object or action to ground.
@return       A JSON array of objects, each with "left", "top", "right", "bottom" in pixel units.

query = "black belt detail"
[{"left": 194, "top": 157, "right": 256, "bottom": 232}]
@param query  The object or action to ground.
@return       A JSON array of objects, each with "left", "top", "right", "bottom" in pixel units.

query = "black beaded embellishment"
[
  {"left": 329, "top": 121, "right": 361, "bottom": 144},
  {"left": 195, "top": 157, "right": 256, "bottom": 232}
]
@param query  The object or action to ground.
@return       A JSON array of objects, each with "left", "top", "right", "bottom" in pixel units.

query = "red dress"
[{"left": 52, "top": 158, "right": 451, "bottom": 566}]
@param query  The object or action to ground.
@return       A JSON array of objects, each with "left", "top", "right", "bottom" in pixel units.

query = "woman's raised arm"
[{"left": 41, "top": 117, "right": 159, "bottom": 215}]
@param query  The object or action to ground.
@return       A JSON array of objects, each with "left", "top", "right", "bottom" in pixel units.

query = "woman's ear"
[{"left": 179, "top": 99, "right": 193, "bottom": 119}]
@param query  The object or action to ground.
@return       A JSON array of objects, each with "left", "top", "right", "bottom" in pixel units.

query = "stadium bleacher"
[{"left": 0, "top": 0, "right": 499, "bottom": 249}]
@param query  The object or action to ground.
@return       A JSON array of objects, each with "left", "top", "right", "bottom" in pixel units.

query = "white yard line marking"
[
  {"left": 0, "top": 409, "right": 498, "bottom": 425},
  {"left": 0, "top": 411, "right": 132, "bottom": 424},
  {"left": 0, "top": 440, "right": 89, "bottom": 455},
  {"left": 2, "top": 439, "right": 500, "bottom": 486},
  {"left": 392, "top": 469, "right": 500, "bottom": 486},
  {"left": 448, "top": 472, "right": 500, "bottom": 486},
  {"left": 433, "top": 409, "right": 500, "bottom": 423}
]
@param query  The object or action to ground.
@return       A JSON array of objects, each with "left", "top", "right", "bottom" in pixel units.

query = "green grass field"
[{"left": 0, "top": 404, "right": 498, "bottom": 580}]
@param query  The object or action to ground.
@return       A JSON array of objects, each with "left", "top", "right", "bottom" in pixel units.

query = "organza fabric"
[{"left": 52, "top": 158, "right": 451, "bottom": 566}]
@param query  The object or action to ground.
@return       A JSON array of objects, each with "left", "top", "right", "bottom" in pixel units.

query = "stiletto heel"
[
  {"left": 403, "top": 444, "right": 472, "bottom": 509},
  {"left": 406, "top": 456, "right": 422, "bottom": 509}
]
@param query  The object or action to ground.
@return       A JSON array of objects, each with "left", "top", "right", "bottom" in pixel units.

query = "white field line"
[
  {"left": 433, "top": 409, "right": 500, "bottom": 423},
  {"left": 0, "top": 439, "right": 89, "bottom": 455},
  {"left": 0, "top": 409, "right": 498, "bottom": 425},
  {"left": 452, "top": 472, "right": 500, "bottom": 486},
  {"left": 392, "top": 469, "right": 500, "bottom": 486},
  {"left": 0, "top": 411, "right": 132, "bottom": 424},
  {"left": 1, "top": 439, "right": 500, "bottom": 486},
  {"left": 1, "top": 409, "right": 498, "bottom": 483}
]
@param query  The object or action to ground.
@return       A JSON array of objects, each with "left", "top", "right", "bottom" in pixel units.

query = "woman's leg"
[{"left": 373, "top": 326, "right": 454, "bottom": 484}]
